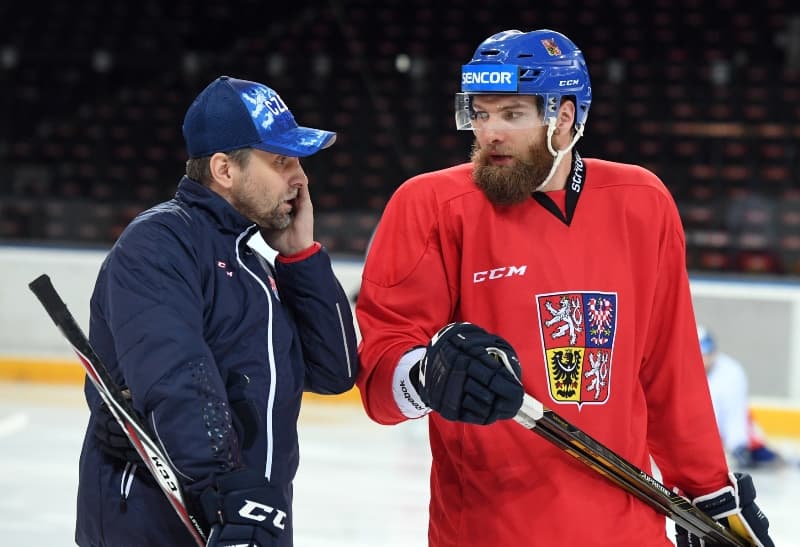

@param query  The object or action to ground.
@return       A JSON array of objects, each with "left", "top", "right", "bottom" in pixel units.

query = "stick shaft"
[{"left": 515, "top": 394, "right": 748, "bottom": 546}]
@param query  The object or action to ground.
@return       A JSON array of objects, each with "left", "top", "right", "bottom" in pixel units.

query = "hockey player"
[
  {"left": 355, "top": 30, "right": 773, "bottom": 546},
  {"left": 77, "top": 76, "right": 358, "bottom": 547},
  {"left": 699, "top": 325, "right": 781, "bottom": 470}
]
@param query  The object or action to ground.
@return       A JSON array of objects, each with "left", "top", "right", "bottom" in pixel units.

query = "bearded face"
[{"left": 470, "top": 133, "right": 555, "bottom": 205}]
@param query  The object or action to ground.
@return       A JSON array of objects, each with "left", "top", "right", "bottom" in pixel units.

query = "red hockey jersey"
[{"left": 356, "top": 157, "right": 730, "bottom": 547}]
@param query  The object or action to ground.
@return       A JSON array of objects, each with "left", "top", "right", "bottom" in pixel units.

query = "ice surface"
[{"left": 1, "top": 382, "right": 796, "bottom": 546}]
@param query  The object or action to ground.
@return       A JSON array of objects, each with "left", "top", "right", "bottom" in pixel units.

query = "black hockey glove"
[
  {"left": 411, "top": 322, "right": 524, "bottom": 425},
  {"left": 201, "top": 468, "right": 287, "bottom": 547},
  {"left": 675, "top": 472, "right": 774, "bottom": 547},
  {"left": 92, "top": 389, "right": 143, "bottom": 463}
]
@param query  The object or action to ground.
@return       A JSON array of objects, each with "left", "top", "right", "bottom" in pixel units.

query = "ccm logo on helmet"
[
  {"left": 463, "top": 71, "right": 514, "bottom": 85},
  {"left": 559, "top": 79, "right": 579, "bottom": 86},
  {"left": 238, "top": 499, "right": 287, "bottom": 530}
]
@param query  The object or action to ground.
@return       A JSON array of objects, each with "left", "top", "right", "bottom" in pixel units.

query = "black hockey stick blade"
[
  {"left": 514, "top": 394, "right": 749, "bottom": 546},
  {"left": 28, "top": 274, "right": 208, "bottom": 547}
]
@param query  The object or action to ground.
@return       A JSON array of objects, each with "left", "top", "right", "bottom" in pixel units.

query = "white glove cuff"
[
  {"left": 392, "top": 347, "right": 431, "bottom": 419},
  {"left": 691, "top": 471, "right": 741, "bottom": 520}
]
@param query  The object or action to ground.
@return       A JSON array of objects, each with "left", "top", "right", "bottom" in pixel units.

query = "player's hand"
[
  {"left": 412, "top": 322, "right": 523, "bottom": 425},
  {"left": 92, "top": 389, "right": 143, "bottom": 463},
  {"left": 675, "top": 472, "right": 774, "bottom": 547},
  {"left": 201, "top": 469, "right": 286, "bottom": 547}
]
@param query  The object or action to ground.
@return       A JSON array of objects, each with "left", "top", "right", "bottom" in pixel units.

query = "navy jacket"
[{"left": 75, "top": 177, "right": 358, "bottom": 547}]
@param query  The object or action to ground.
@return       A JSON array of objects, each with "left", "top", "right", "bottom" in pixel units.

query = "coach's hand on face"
[{"left": 260, "top": 161, "right": 314, "bottom": 257}]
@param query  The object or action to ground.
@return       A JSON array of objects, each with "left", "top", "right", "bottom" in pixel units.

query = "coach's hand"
[
  {"left": 92, "top": 389, "right": 143, "bottom": 463},
  {"left": 411, "top": 322, "right": 524, "bottom": 425},
  {"left": 201, "top": 469, "right": 287, "bottom": 547}
]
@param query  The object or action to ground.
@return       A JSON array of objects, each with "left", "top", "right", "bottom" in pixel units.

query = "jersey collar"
[{"left": 532, "top": 151, "right": 586, "bottom": 226}]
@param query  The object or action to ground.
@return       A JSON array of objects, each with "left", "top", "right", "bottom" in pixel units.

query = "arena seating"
[{"left": 0, "top": 0, "right": 797, "bottom": 270}]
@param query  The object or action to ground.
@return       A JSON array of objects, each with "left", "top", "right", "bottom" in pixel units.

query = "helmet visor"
[{"left": 455, "top": 93, "right": 547, "bottom": 131}]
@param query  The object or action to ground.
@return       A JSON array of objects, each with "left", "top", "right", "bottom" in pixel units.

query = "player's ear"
[{"left": 556, "top": 100, "right": 575, "bottom": 135}]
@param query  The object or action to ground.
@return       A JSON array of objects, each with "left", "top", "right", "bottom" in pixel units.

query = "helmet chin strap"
[{"left": 534, "top": 118, "right": 585, "bottom": 192}]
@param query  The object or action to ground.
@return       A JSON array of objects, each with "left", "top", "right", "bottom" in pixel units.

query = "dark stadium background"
[{"left": 1, "top": 0, "right": 798, "bottom": 274}]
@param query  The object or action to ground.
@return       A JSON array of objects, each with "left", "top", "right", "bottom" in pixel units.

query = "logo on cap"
[{"left": 242, "top": 86, "right": 292, "bottom": 134}]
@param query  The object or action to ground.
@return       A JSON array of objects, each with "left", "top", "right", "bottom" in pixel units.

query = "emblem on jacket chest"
[
  {"left": 216, "top": 260, "right": 234, "bottom": 277},
  {"left": 536, "top": 292, "right": 617, "bottom": 408}
]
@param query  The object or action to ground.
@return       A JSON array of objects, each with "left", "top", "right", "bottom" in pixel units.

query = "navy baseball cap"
[{"left": 182, "top": 76, "right": 336, "bottom": 158}]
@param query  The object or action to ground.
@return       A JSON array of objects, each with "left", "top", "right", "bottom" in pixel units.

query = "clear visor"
[{"left": 455, "top": 93, "right": 547, "bottom": 131}]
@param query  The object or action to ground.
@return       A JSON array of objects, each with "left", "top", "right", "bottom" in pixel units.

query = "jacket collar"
[{"left": 176, "top": 176, "right": 255, "bottom": 234}]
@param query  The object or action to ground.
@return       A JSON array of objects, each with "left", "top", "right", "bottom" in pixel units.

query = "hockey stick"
[
  {"left": 514, "top": 393, "right": 749, "bottom": 546},
  {"left": 28, "top": 274, "right": 208, "bottom": 547}
]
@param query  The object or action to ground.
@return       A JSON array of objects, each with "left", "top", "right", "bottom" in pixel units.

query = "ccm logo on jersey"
[
  {"left": 238, "top": 499, "right": 287, "bottom": 530},
  {"left": 473, "top": 265, "right": 527, "bottom": 283}
]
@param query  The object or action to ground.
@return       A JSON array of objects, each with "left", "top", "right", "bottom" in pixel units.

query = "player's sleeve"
[
  {"left": 356, "top": 177, "right": 459, "bottom": 424},
  {"left": 638, "top": 193, "right": 730, "bottom": 497}
]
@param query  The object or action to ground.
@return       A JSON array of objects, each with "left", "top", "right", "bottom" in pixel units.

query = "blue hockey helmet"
[
  {"left": 697, "top": 325, "right": 716, "bottom": 356},
  {"left": 456, "top": 29, "right": 592, "bottom": 131}
]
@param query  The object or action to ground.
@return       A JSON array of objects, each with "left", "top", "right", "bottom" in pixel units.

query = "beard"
[{"left": 470, "top": 139, "right": 555, "bottom": 205}]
